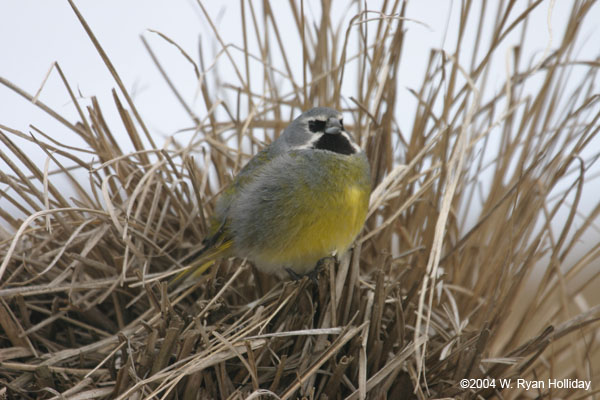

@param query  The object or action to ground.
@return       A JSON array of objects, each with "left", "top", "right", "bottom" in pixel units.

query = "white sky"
[{"left": 4, "top": 1, "right": 596, "bottom": 142}]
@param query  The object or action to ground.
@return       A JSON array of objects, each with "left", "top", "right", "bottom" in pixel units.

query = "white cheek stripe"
[
  {"left": 341, "top": 131, "right": 363, "bottom": 153},
  {"left": 294, "top": 134, "right": 321, "bottom": 150}
]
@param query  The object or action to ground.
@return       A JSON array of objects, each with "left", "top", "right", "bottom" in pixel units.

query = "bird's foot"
[
  {"left": 285, "top": 256, "right": 337, "bottom": 283},
  {"left": 285, "top": 267, "right": 319, "bottom": 285},
  {"left": 285, "top": 267, "right": 304, "bottom": 281}
]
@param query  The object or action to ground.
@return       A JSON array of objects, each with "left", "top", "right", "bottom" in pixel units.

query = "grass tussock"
[{"left": 1, "top": 0, "right": 600, "bottom": 399}]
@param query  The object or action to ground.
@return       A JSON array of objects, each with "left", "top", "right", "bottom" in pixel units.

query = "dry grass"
[{"left": 1, "top": 0, "right": 600, "bottom": 399}]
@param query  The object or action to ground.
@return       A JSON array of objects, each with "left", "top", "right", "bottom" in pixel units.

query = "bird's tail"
[{"left": 168, "top": 240, "right": 233, "bottom": 288}]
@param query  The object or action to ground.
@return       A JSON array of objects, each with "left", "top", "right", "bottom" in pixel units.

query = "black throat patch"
[{"left": 314, "top": 133, "right": 356, "bottom": 155}]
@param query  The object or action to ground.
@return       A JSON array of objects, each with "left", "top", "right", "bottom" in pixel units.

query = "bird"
[{"left": 170, "top": 107, "right": 371, "bottom": 286}]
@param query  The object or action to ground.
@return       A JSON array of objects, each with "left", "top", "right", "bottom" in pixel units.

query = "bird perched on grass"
[{"left": 171, "top": 107, "right": 371, "bottom": 286}]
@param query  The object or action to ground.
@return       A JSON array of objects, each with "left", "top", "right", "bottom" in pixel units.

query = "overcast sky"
[{"left": 4, "top": 1, "right": 596, "bottom": 141}]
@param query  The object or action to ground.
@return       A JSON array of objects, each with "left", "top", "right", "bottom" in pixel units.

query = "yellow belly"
[{"left": 256, "top": 184, "right": 369, "bottom": 275}]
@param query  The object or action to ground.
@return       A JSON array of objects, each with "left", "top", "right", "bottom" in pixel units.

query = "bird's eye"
[{"left": 308, "top": 120, "right": 327, "bottom": 133}]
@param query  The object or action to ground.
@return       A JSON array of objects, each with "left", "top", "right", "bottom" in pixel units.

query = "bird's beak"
[{"left": 325, "top": 117, "right": 342, "bottom": 134}]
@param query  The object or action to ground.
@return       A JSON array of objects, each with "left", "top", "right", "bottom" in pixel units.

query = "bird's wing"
[
  {"left": 207, "top": 146, "right": 275, "bottom": 239},
  {"left": 169, "top": 147, "right": 276, "bottom": 287}
]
